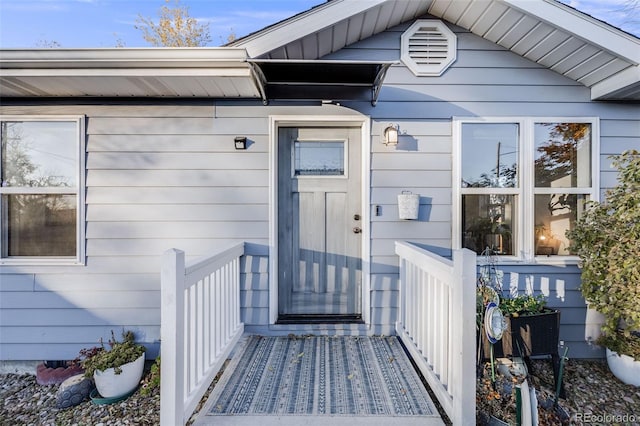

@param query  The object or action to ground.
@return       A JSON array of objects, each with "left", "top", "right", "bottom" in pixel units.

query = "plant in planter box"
[
  {"left": 485, "top": 293, "right": 561, "bottom": 359},
  {"left": 566, "top": 150, "right": 640, "bottom": 385},
  {"left": 82, "top": 330, "right": 146, "bottom": 398}
]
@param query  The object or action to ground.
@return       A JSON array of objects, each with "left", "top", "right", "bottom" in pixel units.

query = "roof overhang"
[
  {"left": 0, "top": 48, "right": 262, "bottom": 98},
  {"left": 248, "top": 59, "right": 395, "bottom": 105},
  {"left": 0, "top": 49, "right": 394, "bottom": 104},
  {"left": 232, "top": 0, "right": 640, "bottom": 101}
]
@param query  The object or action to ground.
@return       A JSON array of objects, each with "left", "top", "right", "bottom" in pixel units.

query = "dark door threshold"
[{"left": 277, "top": 314, "right": 363, "bottom": 324}]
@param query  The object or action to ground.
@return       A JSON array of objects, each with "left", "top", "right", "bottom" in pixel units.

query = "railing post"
[
  {"left": 452, "top": 248, "right": 477, "bottom": 425},
  {"left": 161, "top": 248, "right": 186, "bottom": 426}
]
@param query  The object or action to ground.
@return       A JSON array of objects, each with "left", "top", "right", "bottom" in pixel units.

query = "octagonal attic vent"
[{"left": 401, "top": 20, "right": 457, "bottom": 77}]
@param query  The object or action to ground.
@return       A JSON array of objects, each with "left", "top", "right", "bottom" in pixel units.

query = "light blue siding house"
[{"left": 1, "top": 0, "right": 639, "bottom": 365}]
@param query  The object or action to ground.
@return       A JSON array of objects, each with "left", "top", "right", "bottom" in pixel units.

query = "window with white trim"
[
  {"left": 0, "top": 117, "right": 84, "bottom": 264},
  {"left": 454, "top": 118, "right": 598, "bottom": 261}
]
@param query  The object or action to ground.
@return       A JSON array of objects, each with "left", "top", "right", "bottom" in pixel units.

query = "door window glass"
[{"left": 294, "top": 141, "right": 345, "bottom": 176}]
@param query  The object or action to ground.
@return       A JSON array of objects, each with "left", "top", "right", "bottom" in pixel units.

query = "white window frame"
[
  {"left": 0, "top": 115, "right": 86, "bottom": 265},
  {"left": 453, "top": 116, "right": 600, "bottom": 264}
]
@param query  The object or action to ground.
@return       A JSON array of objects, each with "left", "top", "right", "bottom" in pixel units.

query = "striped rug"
[{"left": 205, "top": 335, "right": 437, "bottom": 417}]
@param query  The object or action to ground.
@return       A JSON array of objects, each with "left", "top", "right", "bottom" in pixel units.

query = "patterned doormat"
[{"left": 205, "top": 335, "right": 438, "bottom": 417}]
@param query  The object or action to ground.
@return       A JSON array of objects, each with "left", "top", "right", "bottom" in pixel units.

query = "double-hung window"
[
  {"left": 0, "top": 117, "right": 85, "bottom": 264},
  {"left": 454, "top": 117, "right": 598, "bottom": 262}
]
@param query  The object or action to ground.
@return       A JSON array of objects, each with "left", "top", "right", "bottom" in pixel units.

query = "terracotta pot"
[{"left": 93, "top": 353, "right": 145, "bottom": 398}]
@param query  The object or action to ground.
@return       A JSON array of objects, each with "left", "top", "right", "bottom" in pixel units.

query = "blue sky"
[{"left": 0, "top": 0, "right": 638, "bottom": 48}]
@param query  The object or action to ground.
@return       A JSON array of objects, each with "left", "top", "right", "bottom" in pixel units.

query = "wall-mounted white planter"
[
  {"left": 398, "top": 191, "right": 419, "bottom": 220},
  {"left": 93, "top": 353, "right": 145, "bottom": 398}
]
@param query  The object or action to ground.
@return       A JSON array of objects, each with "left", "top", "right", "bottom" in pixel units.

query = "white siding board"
[
  {"left": 0, "top": 326, "right": 159, "bottom": 345},
  {"left": 86, "top": 221, "right": 268, "bottom": 239},
  {"left": 32, "top": 274, "right": 158, "bottom": 291},
  {"left": 86, "top": 204, "right": 267, "bottom": 221},
  {"left": 345, "top": 101, "right": 640, "bottom": 120},
  {"left": 1, "top": 291, "right": 159, "bottom": 309},
  {"left": 0, "top": 274, "right": 35, "bottom": 291},
  {"left": 87, "top": 169, "right": 269, "bottom": 186},
  {"left": 88, "top": 134, "right": 269, "bottom": 153},
  {"left": 87, "top": 239, "right": 268, "bottom": 256},
  {"left": 87, "top": 152, "right": 268, "bottom": 170},
  {"left": 372, "top": 170, "right": 451, "bottom": 187},
  {"left": 87, "top": 187, "right": 269, "bottom": 204},
  {"left": 385, "top": 66, "right": 581, "bottom": 86},
  {"left": 87, "top": 117, "right": 214, "bottom": 135},
  {"left": 0, "top": 308, "right": 159, "bottom": 326},
  {"left": 372, "top": 152, "right": 451, "bottom": 170},
  {"left": 378, "top": 84, "right": 591, "bottom": 102}
]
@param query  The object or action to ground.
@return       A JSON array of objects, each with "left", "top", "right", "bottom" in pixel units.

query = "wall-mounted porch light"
[
  {"left": 383, "top": 124, "right": 399, "bottom": 145},
  {"left": 234, "top": 136, "right": 247, "bottom": 150}
]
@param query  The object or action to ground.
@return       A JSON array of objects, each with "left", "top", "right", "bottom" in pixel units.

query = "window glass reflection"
[
  {"left": 461, "top": 123, "right": 519, "bottom": 188},
  {"left": 534, "top": 123, "right": 591, "bottom": 188},
  {"left": 1, "top": 121, "right": 77, "bottom": 188}
]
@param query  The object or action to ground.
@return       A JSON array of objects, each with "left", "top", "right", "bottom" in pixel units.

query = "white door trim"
[{"left": 268, "top": 115, "right": 371, "bottom": 325}]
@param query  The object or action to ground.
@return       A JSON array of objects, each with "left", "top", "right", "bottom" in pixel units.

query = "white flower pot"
[
  {"left": 606, "top": 348, "right": 640, "bottom": 387},
  {"left": 93, "top": 353, "right": 145, "bottom": 398}
]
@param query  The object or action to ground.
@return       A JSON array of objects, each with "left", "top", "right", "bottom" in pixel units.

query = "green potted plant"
[
  {"left": 483, "top": 293, "right": 560, "bottom": 358},
  {"left": 82, "top": 330, "right": 146, "bottom": 398},
  {"left": 566, "top": 149, "right": 640, "bottom": 386}
]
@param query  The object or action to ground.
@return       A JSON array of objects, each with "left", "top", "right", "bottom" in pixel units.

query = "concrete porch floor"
[{"left": 193, "top": 334, "right": 446, "bottom": 426}]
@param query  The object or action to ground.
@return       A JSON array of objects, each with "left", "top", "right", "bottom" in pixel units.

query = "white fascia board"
[
  {"left": 0, "top": 68, "right": 253, "bottom": 78},
  {"left": 0, "top": 48, "right": 250, "bottom": 69},
  {"left": 231, "top": 0, "right": 389, "bottom": 58},
  {"left": 501, "top": 0, "right": 640, "bottom": 64},
  {"left": 590, "top": 65, "right": 640, "bottom": 100}
]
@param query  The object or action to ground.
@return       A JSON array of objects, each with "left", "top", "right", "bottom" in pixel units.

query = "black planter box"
[
  {"left": 483, "top": 310, "right": 561, "bottom": 358},
  {"left": 479, "top": 309, "right": 565, "bottom": 398}
]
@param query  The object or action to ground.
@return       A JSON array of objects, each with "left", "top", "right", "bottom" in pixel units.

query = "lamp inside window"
[{"left": 383, "top": 124, "right": 399, "bottom": 145}]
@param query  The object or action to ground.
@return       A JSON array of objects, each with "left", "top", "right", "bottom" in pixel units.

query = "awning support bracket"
[{"left": 247, "top": 61, "right": 269, "bottom": 105}]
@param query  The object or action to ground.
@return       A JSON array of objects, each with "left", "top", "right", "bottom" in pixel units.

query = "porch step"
[
  {"left": 194, "top": 335, "right": 444, "bottom": 425},
  {"left": 194, "top": 415, "right": 445, "bottom": 426}
]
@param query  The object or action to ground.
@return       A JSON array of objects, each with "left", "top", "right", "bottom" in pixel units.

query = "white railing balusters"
[
  {"left": 395, "top": 242, "right": 476, "bottom": 426},
  {"left": 161, "top": 243, "right": 245, "bottom": 426}
]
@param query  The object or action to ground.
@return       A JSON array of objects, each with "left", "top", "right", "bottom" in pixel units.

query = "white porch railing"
[
  {"left": 395, "top": 241, "right": 476, "bottom": 425},
  {"left": 160, "top": 242, "right": 245, "bottom": 426}
]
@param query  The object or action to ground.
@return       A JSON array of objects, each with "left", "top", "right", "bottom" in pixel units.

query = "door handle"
[{"left": 353, "top": 227, "right": 362, "bottom": 234}]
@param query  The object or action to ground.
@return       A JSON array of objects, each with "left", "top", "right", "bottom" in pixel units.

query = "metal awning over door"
[{"left": 248, "top": 59, "right": 395, "bottom": 105}]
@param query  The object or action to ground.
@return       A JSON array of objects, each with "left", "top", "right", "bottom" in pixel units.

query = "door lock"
[
  {"left": 353, "top": 214, "right": 360, "bottom": 221},
  {"left": 353, "top": 227, "right": 362, "bottom": 234}
]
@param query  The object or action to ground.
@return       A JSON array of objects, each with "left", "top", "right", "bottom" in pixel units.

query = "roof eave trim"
[
  {"left": 502, "top": 0, "right": 640, "bottom": 64},
  {"left": 590, "top": 65, "right": 640, "bottom": 100},
  {"left": 0, "top": 48, "right": 250, "bottom": 69},
  {"left": 230, "top": 0, "right": 388, "bottom": 58}
]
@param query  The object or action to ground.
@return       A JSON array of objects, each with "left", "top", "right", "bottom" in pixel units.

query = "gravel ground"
[
  {"left": 1, "top": 358, "right": 639, "bottom": 425},
  {"left": 477, "top": 358, "right": 640, "bottom": 425}
]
